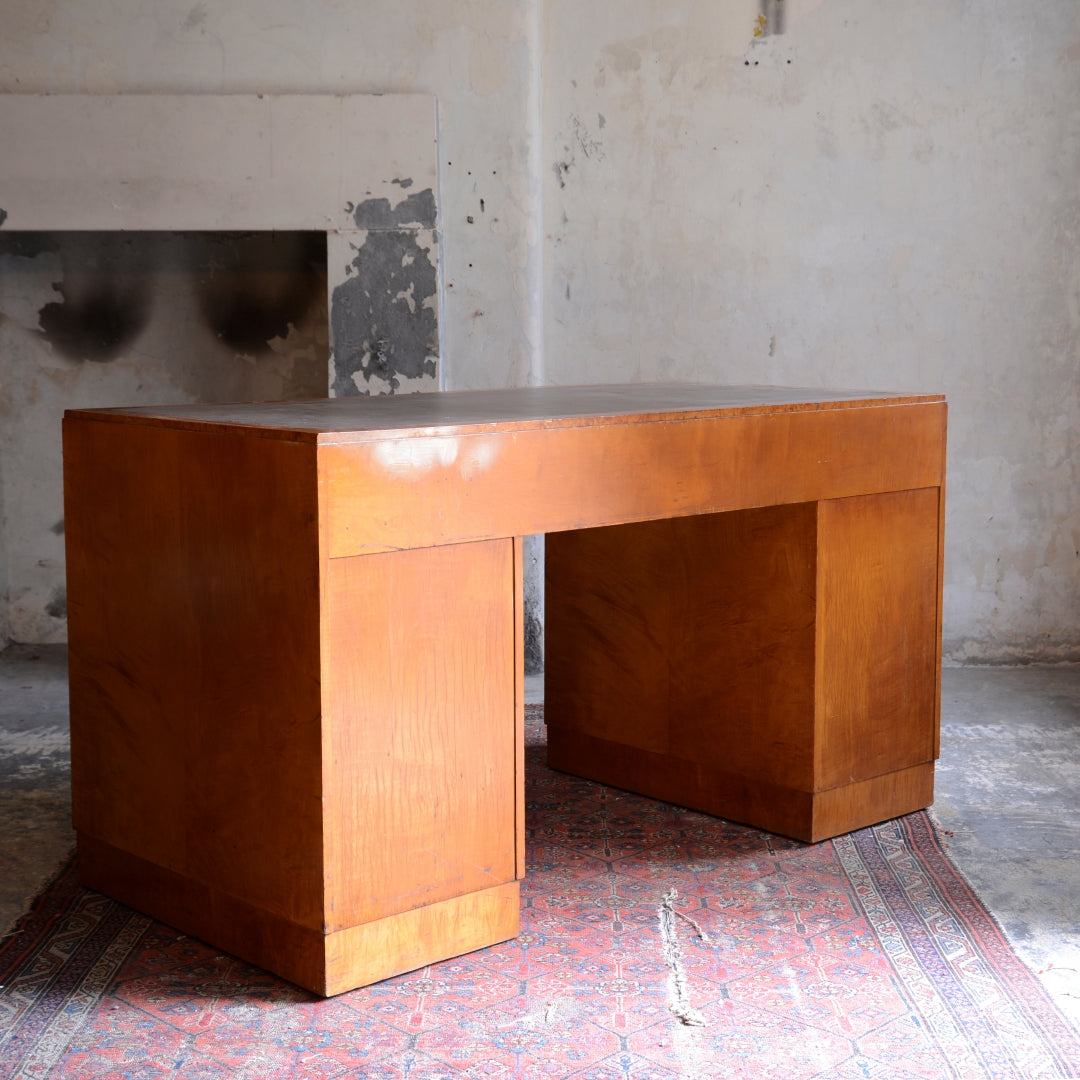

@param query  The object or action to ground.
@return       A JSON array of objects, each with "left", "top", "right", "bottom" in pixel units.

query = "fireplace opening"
[{"left": 0, "top": 230, "right": 330, "bottom": 643}]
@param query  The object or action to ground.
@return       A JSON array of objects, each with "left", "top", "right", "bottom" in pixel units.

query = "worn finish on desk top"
[
  {"left": 69, "top": 383, "right": 944, "bottom": 441},
  {"left": 67, "top": 383, "right": 947, "bottom": 559}
]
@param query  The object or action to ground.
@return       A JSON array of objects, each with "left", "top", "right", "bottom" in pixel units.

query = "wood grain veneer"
[
  {"left": 64, "top": 419, "right": 325, "bottom": 927},
  {"left": 320, "top": 541, "right": 518, "bottom": 929}
]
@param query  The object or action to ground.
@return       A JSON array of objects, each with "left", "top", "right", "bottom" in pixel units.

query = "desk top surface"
[{"left": 67, "top": 383, "right": 945, "bottom": 443}]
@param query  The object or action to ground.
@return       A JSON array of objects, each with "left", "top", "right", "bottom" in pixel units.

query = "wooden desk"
[{"left": 63, "top": 384, "right": 946, "bottom": 996}]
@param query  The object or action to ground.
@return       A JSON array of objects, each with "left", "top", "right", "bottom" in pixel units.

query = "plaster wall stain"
[
  {"left": 331, "top": 229, "right": 438, "bottom": 395},
  {"left": 183, "top": 3, "right": 208, "bottom": 30}
]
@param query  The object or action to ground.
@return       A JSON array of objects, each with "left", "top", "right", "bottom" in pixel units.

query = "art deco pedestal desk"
[{"left": 63, "top": 384, "right": 947, "bottom": 995}]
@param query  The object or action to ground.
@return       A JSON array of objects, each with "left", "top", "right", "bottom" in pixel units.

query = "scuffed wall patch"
[
  {"left": 330, "top": 229, "right": 438, "bottom": 395},
  {"left": 0, "top": 209, "right": 7, "bottom": 227}
]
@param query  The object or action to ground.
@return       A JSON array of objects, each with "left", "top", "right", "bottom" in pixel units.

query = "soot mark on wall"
[
  {"left": 44, "top": 586, "right": 66, "bottom": 620},
  {"left": 17, "top": 232, "right": 328, "bottom": 363},
  {"left": 348, "top": 189, "right": 437, "bottom": 232},
  {"left": 524, "top": 610, "right": 544, "bottom": 675},
  {"left": 35, "top": 233, "right": 154, "bottom": 362},
  {"left": 39, "top": 282, "right": 152, "bottom": 363},
  {"left": 331, "top": 230, "right": 438, "bottom": 394},
  {"left": 196, "top": 232, "right": 326, "bottom": 354},
  {"left": 1, "top": 231, "right": 331, "bottom": 644}
]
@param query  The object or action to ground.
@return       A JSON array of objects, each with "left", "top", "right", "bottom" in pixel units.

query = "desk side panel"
[
  {"left": 322, "top": 401, "right": 947, "bottom": 555},
  {"left": 64, "top": 417, "right": 325, "bottom": 929},
  {"left": 546, "top": 506, "right": 819, "bottom": 790},
  {"left": 814, "top": 488, "right": 943, "bottom": 791},
  {"left": 320, "top": 541, "right": 519, "bottom": 931}
]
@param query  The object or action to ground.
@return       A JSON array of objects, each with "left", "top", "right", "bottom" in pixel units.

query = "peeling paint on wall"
[
  {"left": 330, "top": 230, "right": 438, "bottom": 395},
  {"left": 348, "top": 189, "right": 437, "bottom": 232},
  {"left": 570, "top": 114, "right": 604, "bottom": 161}
]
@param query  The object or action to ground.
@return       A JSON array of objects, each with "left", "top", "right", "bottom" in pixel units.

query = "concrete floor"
[
  {"left": 2, "top": 648, "right": 1078, "bottom": 1030},
  {"left": 932, "top": 665, "right": 1080, "bottom": 1028},
  {"left": 0, "top": 645, "right": 73, "bottom": 938}
]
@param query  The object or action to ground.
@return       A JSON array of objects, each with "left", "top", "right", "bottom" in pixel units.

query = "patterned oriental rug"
[{"left": 2, "top": 707, "right": 1079, "bottom": 1080}]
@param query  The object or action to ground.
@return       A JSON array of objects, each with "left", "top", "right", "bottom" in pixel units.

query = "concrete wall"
[
  {"left": 542, "top": 0, "right": 1080, "bottom": 663},
  {"left": 2, "top": 0, "right": 1078, "bottom": 662}
]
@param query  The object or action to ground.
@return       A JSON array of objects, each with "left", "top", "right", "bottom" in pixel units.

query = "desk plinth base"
[
  {"left": 547, "top": 734, "right": 935, "bottom": 844},
  {"left": 77, "top": 835, "right": 521, "bottom": 997}
]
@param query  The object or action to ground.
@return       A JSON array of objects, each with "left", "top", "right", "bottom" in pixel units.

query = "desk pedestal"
[
  {"left": 66, "top": 418, "right": 526, "bottom": 995},
  {"left": 547, "top": 494, "right": 941, "bottom": 842}
]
